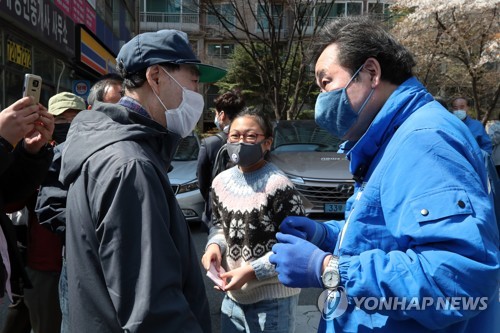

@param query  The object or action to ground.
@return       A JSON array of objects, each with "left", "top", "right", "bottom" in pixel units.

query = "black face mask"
[
  {"left": 52, "top": 123, "right": 71, "bottom": 144},
  {"left": 226, "top": 142, "right": 264, "bottom": 167}
]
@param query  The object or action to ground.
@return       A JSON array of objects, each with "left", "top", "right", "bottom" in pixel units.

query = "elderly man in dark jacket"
[{"left": 51, "top": 30, "right": 226, "bottom": 332}]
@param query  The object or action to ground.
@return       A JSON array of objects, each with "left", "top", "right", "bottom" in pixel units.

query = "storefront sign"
[
  {"left": 0, "top": 0, "right": 75, "bottom": 57},
  {"left": 79, "top": 26, "right": 116, "bottom": 75},
  {"left": 73, "top": 79, "right": 90, "bottom": 100},
  {"left": 6, "top": 39, "right": 31, "bottom": 68},
  {"left": 54, "top": 0, "right": 96, "bottom": 33}
]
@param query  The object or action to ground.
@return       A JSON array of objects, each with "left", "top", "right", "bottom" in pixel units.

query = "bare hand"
[
  {"left": 0, "top": 97, "right": 41, "bottom": 146},
  {"left": 201, "top": 243, "right": 222, "bottom": 271},
  {"left": 23, "top": 106, "right": 55, "bottom": 154},
  {"left": 220, "top": 264, "right": 256, "bottom": 291}
]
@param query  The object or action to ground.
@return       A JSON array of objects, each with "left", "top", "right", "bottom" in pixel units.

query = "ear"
[
  {"left": 263, "top": 137, "right": 273, "bottom": 151},
  {"left": 218, "top": 110, "right": 226, "bottom": 121},
  {"left": 363, "top": 58, "right": 382, "bottom": 88},
  {"left": 146, "top": 65, "right": 162, "bottom": 92}
]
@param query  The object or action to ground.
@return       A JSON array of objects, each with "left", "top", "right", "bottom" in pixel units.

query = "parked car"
[
  {"left": 168, "top": 132, "right": 205, "bottom": 224},
  {"left": 269, "top": 120, "right": 355, "bottom": 220}
]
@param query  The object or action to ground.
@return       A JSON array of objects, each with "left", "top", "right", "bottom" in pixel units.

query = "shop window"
[
  {"left": 55, "top": 61, "right": 72, "bottom": 92},
  {"left": 4, "top": 70, "right": 25, "bottom": 106},
  {"left": 34, "top": 48, "right": 55, "bottom": 85}
]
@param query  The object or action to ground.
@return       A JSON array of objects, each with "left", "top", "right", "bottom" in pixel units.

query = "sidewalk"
[{"left": 295, "top": 305, "right": 321, "bottom": 333}]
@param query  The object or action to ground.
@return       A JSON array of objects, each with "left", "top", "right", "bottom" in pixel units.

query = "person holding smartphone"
[{"left": 0, "top": 96, "right": 54, "bottom": 328}]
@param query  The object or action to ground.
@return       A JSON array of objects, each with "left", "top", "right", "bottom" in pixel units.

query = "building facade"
[
  {"left": 138, "top": 0, "right": 393, "bottom": 131},
  {"left": 0, "top": 0, "right": 138, "bottom": 108}
]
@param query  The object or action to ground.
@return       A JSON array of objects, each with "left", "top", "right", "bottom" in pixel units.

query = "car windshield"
[
  {"left": 272, "top": 121, "right": 343, "bottom": 153},
  {"left": 173, "top": 136, "right": 199, "bottom": 161}
]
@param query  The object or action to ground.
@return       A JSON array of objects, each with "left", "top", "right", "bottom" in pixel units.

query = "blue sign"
[{"left": 73, "top": 80, "right": 91, "bottom": 101}]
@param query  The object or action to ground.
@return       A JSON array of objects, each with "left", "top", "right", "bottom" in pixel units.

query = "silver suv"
[{"left": 269, "top": 120, "right": 354, "bottom": 220}]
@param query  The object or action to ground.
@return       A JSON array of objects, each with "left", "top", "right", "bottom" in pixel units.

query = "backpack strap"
[
  {"left": 212, "top": 143, "right": 229, "bottom": 180},
  {"left": 214, "top": 132, "right": 227, "bottom": 143}
]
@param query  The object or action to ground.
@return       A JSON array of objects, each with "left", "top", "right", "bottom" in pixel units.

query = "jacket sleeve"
[
  {"left": 35, "top": 145, "right": 67, "bottom": 235},
  {"left": 338, "top": 128, "right": 499, "bottom": 330},
  {"left": 197, "top": 138, "right": 212, "bottom": 203},
  {"left": 206, "top": 184, "right": 227, "bottom": 254},
  {"left": 252, "top": 184, "right": 305, "bottom": 280},
  {"left": 469, "top": 119, "right": 493, "bottom": 154},
  {"left": 95, "top": 159, "right": 206, "bottom": 332}
]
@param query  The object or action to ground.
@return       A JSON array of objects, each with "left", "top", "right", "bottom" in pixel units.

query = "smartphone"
[
  {"left": 206, "top": 262, "right": 226, "bottom": 290},
  {"left": 22, "top": 74, "right": 42, "bottom": 105}
]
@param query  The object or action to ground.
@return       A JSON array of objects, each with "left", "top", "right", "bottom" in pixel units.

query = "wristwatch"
[{"left": 321, "top": 255, "right": 340, "bottom": 289}]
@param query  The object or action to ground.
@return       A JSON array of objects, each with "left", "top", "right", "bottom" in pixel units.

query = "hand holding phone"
[
  {"left": 206, "top": 261, "right": 226, "bottom": 290},
  {"left": 23, "top": 74, "right": 42, "bottom": 105}
]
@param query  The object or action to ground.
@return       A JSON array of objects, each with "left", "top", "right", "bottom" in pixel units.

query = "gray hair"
[{"left": 87, "top": 73, "right": 124, "bottom": 105}]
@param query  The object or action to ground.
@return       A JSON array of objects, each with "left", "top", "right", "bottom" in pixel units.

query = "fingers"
[
  {"left": 36, "top": 110, "right": 55, "bottom": 134},
  {"left": 11, "top": 96, "right": 35, "bottom": 110},
  {"left": 201, "top": 254, "right": 212, "bottom": 270},
  {"left": 213, "top": 286, "right": 225, "bottom": 292},
  {"left": 201, "top": 251, "right": 220, "bottom": 270},
  {"left": 280, "top": 216, "right": 310, "bottom": 236},
  {"left": 275, "top": 232, "right": 298, "bottom": 244}
]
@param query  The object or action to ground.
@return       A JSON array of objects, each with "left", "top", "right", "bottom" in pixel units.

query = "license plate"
[{"left": 324, "top": 203, "right": 345, "bottom": 213}]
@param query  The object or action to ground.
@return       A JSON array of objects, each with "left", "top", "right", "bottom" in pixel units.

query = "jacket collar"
[{"left": 345, "top": 77, "right": 434, "bottom": 183}]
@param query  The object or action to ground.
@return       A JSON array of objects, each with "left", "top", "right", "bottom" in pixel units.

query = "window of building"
[
  {"left": 297, "top": 4, "right": 315, "bottom": 28},
  {"left": 113, "top": 0, "right": 120, "bottom": 37},
  {"left": 207, "top": 3, "right": 236, "bottom": 29},
  {"left": 105, "top": 0, "right": 113, "bottom": 30},
  {"left": 124, "top": 6, "right": 135, "bottom": 34},
  {"left": 141, "top": 0, "right": 198, "bottom": 24},
  {"left": 317, "top": 1, "right": 364, "bottom": 21},
  {"left": 346, "top": 2, "right": 363, "bottom": 16},
  {"left": 256, "top": 4, "right": 284, "bottom": 31},
  {"left": 207, "top": 43, "right": 234, "bottom": 59},
  {"left": 368, "top": 1, "right": 390, "bottom": 18}
]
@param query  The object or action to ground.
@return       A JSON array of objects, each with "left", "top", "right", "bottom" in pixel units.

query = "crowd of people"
[{"left": 0, "top": 16, "right": 498, "bottom": 333}]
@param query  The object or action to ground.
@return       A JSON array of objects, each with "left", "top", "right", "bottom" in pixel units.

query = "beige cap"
[{"left": 48, "top": 92, "right": 86, "bottom": 116}]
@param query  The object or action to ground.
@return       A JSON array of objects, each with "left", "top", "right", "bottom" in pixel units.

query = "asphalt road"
[
  {"left": 0, "top": 222, "right": 323, "bottom": 332},
  {"left": 189, "top": 222, "right": 323, "bottom": 332}
]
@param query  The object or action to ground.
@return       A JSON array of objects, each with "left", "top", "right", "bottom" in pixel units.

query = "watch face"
[{"left": 323, "top": 269, "right": 339, "bottom": 288}]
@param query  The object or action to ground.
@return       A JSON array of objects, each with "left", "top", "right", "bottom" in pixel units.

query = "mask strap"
[
  {"left": 161, "top": 67, "right": 183, "bottom": 89},
  {"left": 345, "top": 64, "right": 365, "bottom": 89},
  {"left": 357, "top": 88, "right": 374, "bottom": 115},
  {"left": 152, "top": 87, "right": 168, "bottom": 111}
]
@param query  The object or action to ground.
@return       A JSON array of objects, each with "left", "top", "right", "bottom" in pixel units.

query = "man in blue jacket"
[
  {"left": 450, "top": 97, "right": 493, "bottom": 154},
  {"left": 270, "top": 16, "right": 499, "bottom": 333}
]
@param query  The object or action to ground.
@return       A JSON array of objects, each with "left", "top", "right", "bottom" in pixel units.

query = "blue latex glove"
[
  {"left": 270, "top": 232, "right": 329, "bottom": 288},
  {"left": 280, "top": 216, "right": 327, "bottom": 246}
]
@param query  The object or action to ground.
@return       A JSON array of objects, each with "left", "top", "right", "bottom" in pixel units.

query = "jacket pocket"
[{"left": 409, "top": 188, "right": 472, "bottom": 223}]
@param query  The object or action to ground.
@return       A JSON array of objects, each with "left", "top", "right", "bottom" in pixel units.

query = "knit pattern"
[{"left": 208, "top": 162, "right": 304, "bottom": 304}]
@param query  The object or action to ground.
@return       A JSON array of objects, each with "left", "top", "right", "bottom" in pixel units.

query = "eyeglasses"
[{"left": 228, "top": 132, "right": 266, "bottom": 143}]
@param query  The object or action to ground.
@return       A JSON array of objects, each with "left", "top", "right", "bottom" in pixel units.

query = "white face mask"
[
  {"left": 153, "top": 67, "right": 204, "bottom": 138},
  {"left": 453, "top": 110, "right": 467, "bottom": 121}
]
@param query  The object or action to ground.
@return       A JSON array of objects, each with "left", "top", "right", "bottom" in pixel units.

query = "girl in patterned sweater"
[{"left": 202, "top": 108, "right": 305, "bottom": 333}]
